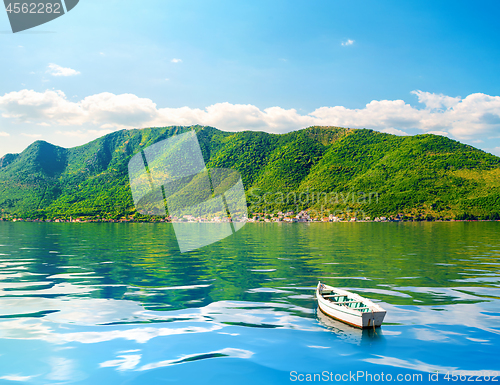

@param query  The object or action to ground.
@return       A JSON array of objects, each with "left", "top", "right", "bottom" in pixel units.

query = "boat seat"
[
  {"left": 339, "top": 301, "right": 363, "bottom": 307},
  {"left": 350, "top": 303, "right": 370, "bottom": 311}
]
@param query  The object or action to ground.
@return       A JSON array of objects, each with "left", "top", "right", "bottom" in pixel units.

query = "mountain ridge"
[{"left": 1, "top": 125, "right": 500, "bottom": 220}]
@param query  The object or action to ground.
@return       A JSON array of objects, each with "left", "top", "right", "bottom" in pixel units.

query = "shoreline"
[
  {"left": 0, "top": 218, "right": 497, "bottom": 224},
  {"left": 1, "top": 210, "right": 495, "bottom": 224}
]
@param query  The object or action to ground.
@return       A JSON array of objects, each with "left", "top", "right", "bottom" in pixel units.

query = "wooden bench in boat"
[
  {"left": 337, "top": 300, "right": 363, "bottom": 304},
  {"left": 322, "top": 295, "right": 358, "bottom": 303},
  {"left": 321, "top": 293, "right": 373, "bottom": 312}
]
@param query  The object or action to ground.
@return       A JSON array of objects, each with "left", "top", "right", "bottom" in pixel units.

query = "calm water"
[{"left": 0, "top": 222, "right": 499, "bottom": 384}]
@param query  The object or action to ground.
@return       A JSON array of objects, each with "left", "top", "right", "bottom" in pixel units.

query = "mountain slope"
[
  {"left": 299, "top": 130, "right": 500, "bottom": 218},
  {"left": 1, "top": 125, "right": 499, "bottom": 220}
]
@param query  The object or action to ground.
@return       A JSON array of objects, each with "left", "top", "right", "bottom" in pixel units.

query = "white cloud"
[
  {"left": 82, "top": 92, "right": 159, "bottom": 128},
  {"left": 380, "top": 128, "right": 409, "bottom": 136},
  {"left": 412, "top": 90, "right": 461, "bottom": 110},
  {"left": 342, "top": 39, "right": 355, "bottom": 46},
  {"left": 47, "top": 63, "right": 81, "bottom": 77},
  {"left": 311, "top": 99, "right": 422, "bottom": 132},
  {"left": 0, "top": 89, "right": 84, "bottom": 125},
  {"left": 0, "top": 89, "right": 499, "bottom": 144},
  {"left": 171, "top": 58, "right": 182, "bottom": 63},
  {"left": 0, "top": 132, "right": 9, "bottom": 137},
  {"left": 310, "top": 93, "right": 500, "bottom": 140},
  {"left": 425, "top": 130, "right": 449, "bottom": 137},
  {"left": 154, "top": 103, "right": 314, "bottom": 133}
]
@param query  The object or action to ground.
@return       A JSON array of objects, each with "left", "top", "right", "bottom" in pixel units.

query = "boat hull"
[{"left": 316, "top": 282, "right": 386, "bottom": 329}]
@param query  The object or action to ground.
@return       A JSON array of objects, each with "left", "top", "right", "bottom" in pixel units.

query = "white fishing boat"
[{"left": 315, "top": 281, "right": 386, "bottom": 329}]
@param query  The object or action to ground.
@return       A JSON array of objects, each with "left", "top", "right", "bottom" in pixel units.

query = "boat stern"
[{"left": 361, "top": 310, "right": 386, "bottom": 328}]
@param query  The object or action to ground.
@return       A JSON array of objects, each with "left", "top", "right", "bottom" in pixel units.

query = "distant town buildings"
[{"left": 0, "top": 210, "right": 490, "bottom": 223}]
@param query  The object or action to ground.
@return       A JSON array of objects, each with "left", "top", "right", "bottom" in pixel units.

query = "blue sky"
[{"left": 1, "top": 0, "right": 500, "bottom": 156}]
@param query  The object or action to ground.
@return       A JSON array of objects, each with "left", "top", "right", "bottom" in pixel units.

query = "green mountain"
[{"left": 1, "top": 125, "right": 500, "bottom": 220}]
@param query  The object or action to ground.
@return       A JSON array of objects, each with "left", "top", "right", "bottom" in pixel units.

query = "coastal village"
[{"left": 0, "top": 210, "right": 479, "bottom": 223}]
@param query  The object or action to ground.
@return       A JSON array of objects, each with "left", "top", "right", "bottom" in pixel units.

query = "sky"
[{"left": 1, "top": 0, "right": 500, "bottom": 157}]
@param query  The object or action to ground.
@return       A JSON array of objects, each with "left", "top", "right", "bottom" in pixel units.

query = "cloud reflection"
[
  {"left": 364, "top": 355, "right": 457, "bottom": 373},
  {"left": 0, "top": 375, "right": 35, "bottom": 382},
  {"left": 137, "top": 348, "right": 253, "bottom": 371},
  {"left": 100, "top": 355, "right": 142, "bottom": 371}
]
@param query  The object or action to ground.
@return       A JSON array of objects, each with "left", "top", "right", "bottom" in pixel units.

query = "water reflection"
[
  {"left": 0, "top": 222, "right": 499, "bottom": 383},
  {"left": 316, "top": 308, "right": 385, "bottom": 346}
]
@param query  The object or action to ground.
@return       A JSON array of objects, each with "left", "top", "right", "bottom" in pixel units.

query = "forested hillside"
[{"left": 1, "top": 125, "right": 500, "bottom": 220}]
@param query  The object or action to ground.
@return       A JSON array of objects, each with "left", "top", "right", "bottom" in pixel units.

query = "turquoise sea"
[{"left": 0, "top": 222, "right": 499, "bottom": 384}]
